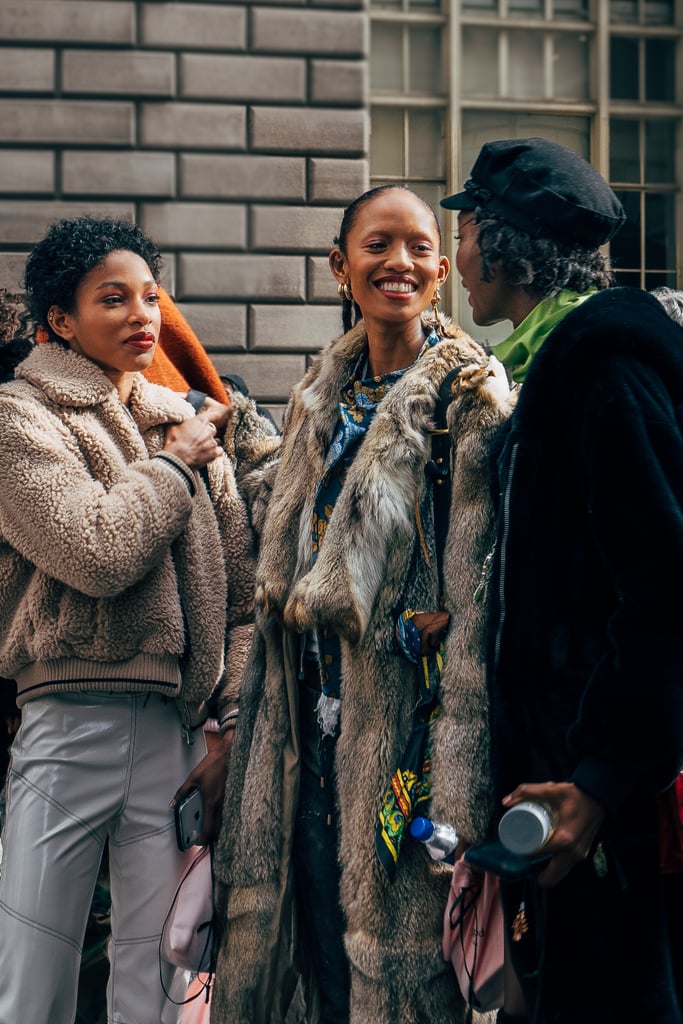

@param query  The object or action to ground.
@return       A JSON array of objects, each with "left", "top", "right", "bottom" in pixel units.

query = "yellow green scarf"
[{"left": 494, "top": 289, "right": 597, "bottom": 383}]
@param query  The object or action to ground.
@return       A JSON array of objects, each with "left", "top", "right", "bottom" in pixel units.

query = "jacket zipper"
[{"left": 493, "top": 439, "right": 519, "bottom": 675}]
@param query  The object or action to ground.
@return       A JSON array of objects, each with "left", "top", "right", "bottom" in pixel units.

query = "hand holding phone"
[{"left": 174, "top": 787, "right": 204, "bottom": 851}]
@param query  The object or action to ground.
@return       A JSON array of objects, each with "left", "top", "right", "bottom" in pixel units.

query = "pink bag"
[
  {"left": 442, "top": 856, "right": 504, "bottom": 1012},
  {"left": 160, "top": 844, "right": 215, "bottom": 974}
]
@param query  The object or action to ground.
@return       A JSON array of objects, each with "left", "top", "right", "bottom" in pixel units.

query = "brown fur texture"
[{"left": 212, "top": 320, "right": 514, "bottom": 1024}]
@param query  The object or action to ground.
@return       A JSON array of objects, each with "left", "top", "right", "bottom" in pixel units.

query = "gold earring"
[
  {"left": 337, "top": 281, "right": 353, "bottom": 302},
  {"left": 431, "top": 288, "right": 441, "bottom": 316}
]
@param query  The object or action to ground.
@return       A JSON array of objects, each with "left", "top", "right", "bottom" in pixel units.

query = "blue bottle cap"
[{"left": 409, "top": 817, "right": 434, "bottom": 841}]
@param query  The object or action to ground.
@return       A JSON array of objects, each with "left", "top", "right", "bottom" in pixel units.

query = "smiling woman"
[
  {"left": 0, "top": 217, "right": 273, "bottom": 1024},
  {"left": 212, "top": 186, "right": 515, "bottom": 1024}
]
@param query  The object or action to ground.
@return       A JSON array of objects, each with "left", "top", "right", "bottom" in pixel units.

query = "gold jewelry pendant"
[{"left": 511, "top": 900, "right": 529, "bottom": 942}]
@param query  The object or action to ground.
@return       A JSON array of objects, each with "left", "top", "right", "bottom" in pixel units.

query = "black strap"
[{"left": 424, "top": 366, "right": 464, "bottom": 595}]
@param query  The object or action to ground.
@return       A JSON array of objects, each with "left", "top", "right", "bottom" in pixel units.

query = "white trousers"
[{"left": 0, "top": 692, "right": 205, "bottom": 1024}]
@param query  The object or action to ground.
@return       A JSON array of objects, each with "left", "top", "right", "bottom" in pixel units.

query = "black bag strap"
[{"left": 424, "top": 366, "right": 464, "bottom": 596}]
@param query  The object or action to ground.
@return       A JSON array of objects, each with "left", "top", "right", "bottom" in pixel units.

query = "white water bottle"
[
  {"left": 409, "top": 816, "right": 458, "bottom": 863},
  {"left": 498, "top": 801, "right": 554, "bottom": 854}
]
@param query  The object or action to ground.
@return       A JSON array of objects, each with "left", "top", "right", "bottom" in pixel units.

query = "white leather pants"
[{"left": 0, "top": 692, "right": 205, "bottom": 1024}]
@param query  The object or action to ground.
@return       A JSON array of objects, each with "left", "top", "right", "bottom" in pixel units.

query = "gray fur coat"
[{"left": 212, "top": 320, "right": 513, "bottom": 1024}]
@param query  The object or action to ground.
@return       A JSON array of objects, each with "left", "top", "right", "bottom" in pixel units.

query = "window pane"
[
  {"left": 610, "top": 1, "right": 638, "bottom": 24},
  {"left": 370, "top": 108, "right": 405, "bottom": 176},
  {"left": 646, "top": 270, "right": 677, "bottom": 290},
  {"left": 371, "top": 0, "right": 403, "bottom": 11},
  {"left": 611, "top": 190, "right": 641, "bottom": 270},
  {"left": 610, "top": 37, "right": 639, "bottom": 100},
  {"left": 553, "top": 32, "right": 590, "bottom": 100},
  {"left": 644, "top": 0, "right": 675, "bottom": 25},
  {"left": 508, "top": 0, "right": 543, "bottom": 17},
  {"left": 613, "top": 269, "right": 643, "bottom": 287},
  {"left": 408, "top": 110, "right": 444, "bottom": 177},
  {"left": 409, "top": 0, "right": 442, "bottom": 9},
  {"left": 645, "top": 121, "right": 675, "bottom": 183},
  {"left": 462, "top": 28, "right": 499, "bottom": 97},
  {"left": 462, "top": 0, "right": 498, "bottom": 13},
  {"left": 409, "top": 26, "right": 444, "bottom": 94},
  {"left": 508, "top": 31, "right": 544, "bottom": 98},
  {"left": 645, "top": 193, "right": 675, "bottom": 267},
  {"left": 553, "top": 0, "right": 588, "bottom": 18},
  {"left": 371, "top": 23, "right": 404, "bottom": 91},
  {"left": 610, "top": 120, "right": 640, "bottom": 183},
  {"left": 645, "top": 39, "right": 675, "bottom": 101}
]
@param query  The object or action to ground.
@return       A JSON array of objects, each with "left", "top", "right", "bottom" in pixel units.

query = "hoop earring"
[{"left": 337, "top": 281, "right": 353, "bottom": 303}]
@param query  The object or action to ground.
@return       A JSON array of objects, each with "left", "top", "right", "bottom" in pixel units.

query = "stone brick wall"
[{"left": 0, "top": 0, "right": 370, "bottom": 418}]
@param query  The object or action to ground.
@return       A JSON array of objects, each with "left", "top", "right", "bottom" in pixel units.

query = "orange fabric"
[
  {"left": 145, "top": 288, "right": 227, "bottom": 403},
  {"left": 37, "top": 287, "right": 228, "bottom": 405}
]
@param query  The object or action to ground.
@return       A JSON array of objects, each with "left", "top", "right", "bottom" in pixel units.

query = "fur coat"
[{"left": 212, "top": 320, "right": 514, "bottom": 1024}]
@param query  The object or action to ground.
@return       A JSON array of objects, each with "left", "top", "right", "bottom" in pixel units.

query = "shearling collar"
[{"left": 12, "top": 342, "right": 193, "bottom": 430}]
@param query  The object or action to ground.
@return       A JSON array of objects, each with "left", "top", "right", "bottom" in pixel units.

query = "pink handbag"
[
  {"left": 442, "top": 856, "right": 504, "bottom": 1012},
  {"left": 160, "top": 844, "right": 215, "bottom": 974}
]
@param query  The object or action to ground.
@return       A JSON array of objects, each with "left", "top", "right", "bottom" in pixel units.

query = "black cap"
[{"left": 441, "top": 138, "right": 626, "bottom": 248}]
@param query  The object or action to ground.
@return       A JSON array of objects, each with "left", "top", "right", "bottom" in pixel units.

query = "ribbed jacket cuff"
[{"left": 153, "top": 452, "right": 196, "bottom": 495}]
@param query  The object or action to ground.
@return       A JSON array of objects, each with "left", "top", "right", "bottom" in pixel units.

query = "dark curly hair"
[
  {"left": 334, "top": 185, "right": 442, "bottom": 333},
  {"left": 24, "top": 217, "right": 162, "bottom": 343},
  {"left": 473, "top": 209, "right": 614, "bottom": 299}
]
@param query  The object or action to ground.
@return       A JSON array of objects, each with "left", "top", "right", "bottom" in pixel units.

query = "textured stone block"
[
  {"left": 0, "top": 151, "right": 54, "bottom": 194},
  {"left": 308, "top": 255, "right": 343, "bottom": 303},
  {"left": 181, "top": 54, "right": 305, "bottom": 102},
  {"left": 141, "top": 103, "right": 246, "bottom": 150},
  {"left": 309, "top": 157, "right": 368, "bottom": 204},
  {"left": 0, "top": 2, "right": 135, "bottom": 43},
  {"left": 0, "top": 201, "right": 134, "bottom": 244},
  {"left": 181, "top": 154, "right": 304, "bottom": 200},
  {"left": 62, "top": 51, "right": 175, "bottom": 97},
  {"left": 0, "top": 100, "right": 134, "bottom": 145},
  {"left": 141, "top": 3, "right": 246, "bottom": 50},
  {"left": 179, "top": 253, "right": 305, "bottom": 301},
  {"left": 211, "top": 351, "right": 306, "bottom": 402},
  {"left": 172, "top": 302, "right": 247, "bottom": 352},
  {"left": 251, "top": 7, "right": 366, "bottom": 56},
  {"left": 140, "top": 203, "right": 246, "bottom": 250},
  {"left": 250, "top": 304, "right": 340, "bottom": 351},
  {"left": 0, "top": 48, "right": 55, "bottom": 92},
  {"left": 311, "top": 59, "right": 367, "bottom": 106},
  {"left": 62, "top": 152, "right": 175, "bottom": 197},
  {"left": 252, "top": 205, "right": 342, "bottom": 252},
  {"left": 0, "top": 252, "right": 28, "bottom": 292},
  {"left": 251, "top": 107, "right": 367, "bottom": 155}
]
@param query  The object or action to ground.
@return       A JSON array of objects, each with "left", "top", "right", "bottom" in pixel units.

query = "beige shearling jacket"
[{"left": 0, "top": 342, "right": 259, "bottom": 726}]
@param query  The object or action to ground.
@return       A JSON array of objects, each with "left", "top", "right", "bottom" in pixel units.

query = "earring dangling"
[
  {"left": 431, "top": 288, "right": 441, "bottom": 316},
  {"left": 337, "top": 281, "right": 353, "bottom": 303}
]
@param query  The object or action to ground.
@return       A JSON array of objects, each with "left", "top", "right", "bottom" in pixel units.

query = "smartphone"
[
  {"left": 464, "top": 838, "right": 550, "bottom": 882},
  {"left": 174, "top": 787, "right": 204, "bottom": 851}
]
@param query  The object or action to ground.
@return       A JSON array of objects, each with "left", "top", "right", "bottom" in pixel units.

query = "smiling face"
[
  {"left": 329, "top": 188, "right": 449, "bottom": 335},
  {"left": 49, "top": 250, "right": 161, "bottom": 393},
  {"left": 455, "top": 211, "right": 526, "bottom": 328}
]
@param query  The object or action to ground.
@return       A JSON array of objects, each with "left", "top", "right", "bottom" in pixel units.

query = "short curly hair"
[
  {"left": 24, "top": 217, "right": 162, "bottom": 342},
  {"left": 473, "top": 209, "right": 614, "bottom": 298}
]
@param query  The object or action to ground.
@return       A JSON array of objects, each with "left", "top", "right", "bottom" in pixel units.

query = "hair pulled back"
[
  {"left": 474, "top": 210, "right": 614, "bottom": 299},
  {"left": 24, "top": 217, "right": 162, "bottom": 343},
  {"left": 334, "top": 185, "right": 442, "bottom": 333}
]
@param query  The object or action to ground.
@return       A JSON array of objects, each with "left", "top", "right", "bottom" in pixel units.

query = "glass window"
[
  {"left": 409, "top": 26, "right": 445, "bottom": 94},
  {"left": 610, "top": 37, "right": 639, "bottom": 100},
  {"left": 508, "top": 31, "right": 545, "bottom": 98},
  {"left": 645, "top": 121, "right": 675, "bottom": 182},
  {"left": 553, "top": 33, "right": 590, "bottom": 100},
  {"left": 370, "top": 108, "right": 405, "bottom": 177},
  {"left": 610, "top": 120, "right": 640, "bottom": 182},
  {"left": 611, "top": 190, "right": 641, "bottom": 270},
  {"left": 462, "top": 28, "right": 499, "bottom": 97},
  {"left": 553, "top": 0, "right": 588, "bottom": 18},
  {"left": 645, "top": 192, "right": 675, "bottom": 267},
  {"left": 371, "top": 23, "right": 404, "bottom": 91},
  {"left": 507, "top": 0, "right": 544, "bottom": 18},
  {"left": 408, "top": 110, "right": 445, "bottom": 176},
  {"left": 645, "top": 38, "right": 675, "bottom": 101}
]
